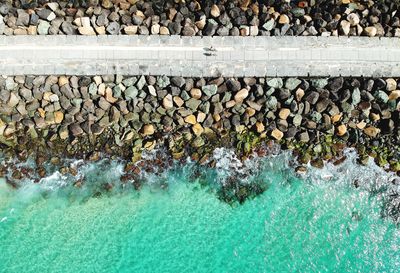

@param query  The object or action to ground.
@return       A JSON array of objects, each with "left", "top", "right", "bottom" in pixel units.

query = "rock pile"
[
  {"left": 0, "top": 75, "right": 399, "bottom": 171},
  {"left": 1, "top": 0, "right": 400, "bottom": 36}
]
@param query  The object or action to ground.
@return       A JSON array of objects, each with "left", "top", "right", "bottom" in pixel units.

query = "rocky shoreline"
[
  {"left": 1, "top": 0, "right": 400, "bottom": 36},
  {"left": 0, "top": 75, "right": 399, "bottom": 179}
]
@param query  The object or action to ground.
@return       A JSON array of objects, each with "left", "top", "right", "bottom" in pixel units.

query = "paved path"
[{"left": 0, "top": 36, "right": 399, "bottom": 77}]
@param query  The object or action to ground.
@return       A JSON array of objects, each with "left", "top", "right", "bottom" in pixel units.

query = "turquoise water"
[{"left": 0, "top": 150, "right": 399, "bottom": 273}]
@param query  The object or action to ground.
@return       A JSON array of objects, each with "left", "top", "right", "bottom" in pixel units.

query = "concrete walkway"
[{"left": 0, "top": 36, "right": 399, "bottom": 77}]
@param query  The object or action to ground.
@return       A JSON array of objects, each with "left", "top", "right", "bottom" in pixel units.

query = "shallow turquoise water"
[{"left": 0, "top": 151, "right": 399, "bottom": 273}]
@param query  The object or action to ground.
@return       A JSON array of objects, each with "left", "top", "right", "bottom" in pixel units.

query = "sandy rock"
[
  {"left": 234, "top": 88, "right": 249, "bottom": 103},
  {"left": 58, "top": 76, "right": 68, "bottom": 86},
  {"left": 271, "top": 128, "right": 283, "bottom": 140},
  {"left": 54, "top": 111, "right": 64, "bottom": 124},
  {"left": 364, "top": 26, "right": 377, "bottom": 37},
  {"left": 389, "top": 90, "right": 400, "bottom": 100},
  {"left": 347, "top": 13, "right": 359, "bottom": 26},
  {"left": 340, "top": 20, "right": 350, "bottom": 35},
  {"left": 278, "top": 14, "right": 290, "bottom": 25},
  {"left": 255, "top": 122, "right": 265, "bottom": 133},
  {"left": 124, "top": 25, "right": 138, "bottom": 35},
  {"left": 363, "top": 126, "right": 380, "bottom": 138},
  {"left": 278, "top": 108, "right": 290, "bottom": 120},
  {"left": 386, "top": 78, "right": 397, "bottom": 91},
  {"left": 192, "top": 123, "right": 204, "bottom": 136},
  {"left": 185, "top": 114, "right": 197, "bottom": 125},
  {"left": 210, "top": 5, "right": 220, "bottom": 18},
  {"left": 163, "top": 94, "right": 174, "bottom": 109},
  {"left": 78, "top": 26, "right": 96, "bottom": 35},
  {"left": 336, "top": 124, "right": 347, "bottom": 136},
  {"left": 142, "top": 124, "right": 155, "bottom": 136}
]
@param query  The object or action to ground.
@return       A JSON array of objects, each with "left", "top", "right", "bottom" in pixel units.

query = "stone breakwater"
[
  {"left": 1, "top": 0, "right": 400, "bottom": 37},
  {"left": 0, "top": 75, "right": 399, "bottom": 175}
]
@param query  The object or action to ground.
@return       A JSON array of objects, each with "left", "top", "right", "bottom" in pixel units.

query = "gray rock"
[
  {"left": 293, "top": 114, "right": 302, "bottom": 127},
  {"left": 38, "top": 20, "right": 50, "bottom": 35},
  {"left": 88, "top": 83, "right": 97, "bottom": 96},
  {"left": 263, "top": 19, "right": 275, "bottom": 31},
  {"left": 291, "top": 8, "right": 305, "bottom": 17},
  {"left": 5, "top": 77, "right": 17, "bottom": 90},
  {"left": 0, "top": 4, "right": 9, "bottom": 16},
  {"left": 266, "top": 96, "right": 278, "bottom": 110},
  {"left": 19, "top": 88, "right": 33, "bottom": 101},
  {"left": 352, "top": 88, "right": 361, "bottom": 105},
  {"left": 147, "top": 85, "right": 157, "bottom": 97},
  {"left": 186, "top": 98, "right": 201, "bottom": 111},
  {"left": 125, "top": 86, "right": 138, "bottom": 100},
  {"left": 122, "top": 77, "right": 137, "bottom": 87},
  {"left": 226, "top": 78, "right": 241, "bottom": 92},
  {"left": 374, "top": 90, "right": 389, "bottom": 103},
  {"left": 136, "top": 76, "right": 146, "bottom": 90},
  {"left": 202, "top": 85, "right": 218, "bottom": 97},
  {"left": 98, "top": 97, "right": 111, "bottom": 110},
  {"left": 30, "top": 13, "right": 39, "bottom": 25},
  {"left": 106, "top": 22, "right": 120, "bottom": 35},
  {"left": 305, "top": 91, "right": 319, "bottom": 105},
  {"left": 36, "top": 9, "right": 56, "bottom": 21},
  {"left": 16, "top": 9, "right": 29, "bottom": 26},
  {"left": 213, "top": 102, "right": 223, "bottom": 114},
  {"left": 216, "top": 26, "right": 229, "bottom": 36},
  {"left": 316, "top": 99, "right": 329, "bottom": 112},
  {"left": 97, "top": 13, "right": 108, "bottom": 26},
  {"left": 199, "top": 101, "right": 210, "bottom": 113},
  {"left": 298, "top": 131, "right": 310, "bottom": 142},
  {"left": 26, "top": 100, "right": 40, "bottom": 111},
  {"left": 132, "top": 15, "right": 143, "bottom": 25},
  {"left": 204, "top": 19, "right": 218, "bottom": 36},
  {"left": 285, "top": 78, "right": 301, "bottom": 90},
  {"left": 157, "top": 75, "right": 170, "bottom": 89},
  {"left": 311, "top": 78, "right": 328, "bottom": 89},
  {"left": 69, "top": 123, "right": 83, "bottom": 136},
  {"left": 171, "top": 77, "right": 185, "bottom": 88},
  {"left": 267, "top": 78, "right": 283, "bottom": 88},
  {"left": 61, "top": 21, "right": 75, "bottom": 35},
  {"left": 182, "top": 26, "right": 196, "bottom": 36}
]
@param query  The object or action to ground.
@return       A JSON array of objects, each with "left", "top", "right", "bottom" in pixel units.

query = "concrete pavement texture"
[{"left": 0, "top": 36, "right": 399, "bottom": 77}]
